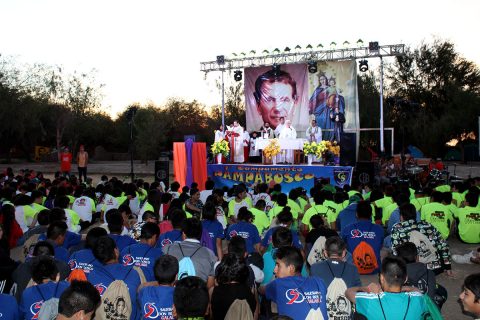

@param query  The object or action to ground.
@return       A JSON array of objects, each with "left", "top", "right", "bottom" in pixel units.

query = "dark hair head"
[
  {"left": 272, "top": 227, "right": 292, "bottom": 248},
  {"left": 173, "top": 276, "right": 209, "bottom": 317},
  {"left": 142, "top": 211, "right": 159, "bottom": 222},
  {"left": 395, "top": 242, "right": 418, "bottom": 264},
  {"left": 394, "top": 193, "right": 410, "bottom": 206},
  {"left": 258, "top": 183, "right": 269, "bottom": 193},
  {"left": 254, "top": 69, "right": 297, "bottom": 103},
  {"left": 55, "top": 195, "right": 70, "bottom": 209},
  {"left": 463, "top": 273, "right": 480, "bottom": 303},
  {"left": 255, "top": 199, "right": 266, "bottom": 209},
  {"left": 181, "top": 218, "right": 202, "bottom": 240},
  {"left": 50, "top": 207, "right": 66, "bottom": 222},
  {"left": 170, "top": 181, "right": 181, "bottom": 192},
  {"left": 356, "top": 200, "right": 372, "bottom": 219},
  {"left": 154, "top": 255, "right": 179, "bottom": 284},
  {"left": 430, "top": 191, "right": 444, "bottom": 203},
  {"left": 237, "top": 207, "right": 253, "bottom": 222},
  {"left": 310, "top": 214, "right": 325, "bottom": 229},
  {"left": 47, "top": 221, "right": 68, "bottom": 241},
  {"left": 190, "top": 188, "right": 199, "bottom": 197},
  {"left": 275, "top": 246, "right": 303, "bottom": 273},
  {"left": 215, "top": 253, "right": 250, "bottom": 285},
  {"left": 277, "top": 208, "right": 293, "bottom": 225},
  {"left": 234, "top": 185, "right": 246, "bottom": 197},
  {"left": 106, "top": 209, "right": 123, "bottom": 234},
  {"left": 33, "top": 241, "right": 55, "bottom": 257},
  {"left": 58, "top": 280, "right": 101, "bottom": 317},
  {"left": 381, "top": 256, "right": 407, "bottom": 287},
  {"left": 161, "top": 192, "right": 173, "bottom": 204},
  {"left": 170, "top": 209, "right": 187, "bottom": 228},
  {"left": 85, "top": 227, "right": 108, "bottom": 249},
  {"left": 205, "top": 179, "right": 215, "bottom": 190},
  {"left": 140, "top": 222, "right": 160, "bottom": 240},
  {"left": 228, "top": 236, "right": 247, "bottom": 259},
  {"left": 399, "top": 203, "right": 417, "bottom": 221},
  {"left": 32, "top": 255, "right": 58, "bottom": 283},
  {"left": 465, "top": 192, "right": 479, "bottom": 207},
  {"left": 442, "top": 192, "right": 452, "bottom": 204},
  {"left": 277, "top": 193, "right": 288, "bottom": 206},
  {"left": 201, "top": 201, "right": 216, "bottom": 221},
  {"left": 92, "top": 236, "right": 117, "bottom": 264},
  {"left": 325, "top": 237, "right": 346, "bottom": 257},
  {"left": 36, "top": 209, "right": 50, "bottom": 226}
]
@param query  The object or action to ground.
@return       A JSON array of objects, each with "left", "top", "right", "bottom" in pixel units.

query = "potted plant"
[
  {"left": 211, "top": 139, "right": 230, "bottom": 164},
  {"left": 263, "top": 139, "right": 281, "bottom": 165}
]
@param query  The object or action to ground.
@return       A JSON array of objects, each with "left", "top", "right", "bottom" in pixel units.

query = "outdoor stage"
[{"left": 207, "top": 163, "right": 353, "bottom": 194}]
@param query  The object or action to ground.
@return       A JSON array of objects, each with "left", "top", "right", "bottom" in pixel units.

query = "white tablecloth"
[{"left": 255, "top": 138, "right": 306, "bottom": 150}]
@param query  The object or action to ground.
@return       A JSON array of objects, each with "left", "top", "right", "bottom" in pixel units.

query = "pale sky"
[{"left": 2, "top": 0, "right": 479, "bottom": 117}]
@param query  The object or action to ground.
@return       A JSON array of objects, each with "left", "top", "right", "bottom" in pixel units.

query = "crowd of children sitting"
[{"left": 0, "top": 168, "right": 479, "bottom": 319}]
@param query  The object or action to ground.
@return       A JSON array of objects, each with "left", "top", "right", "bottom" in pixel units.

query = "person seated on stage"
[
  {"left": 260, "top": 122, "right": 275, "bottom": 139},
  {"left": 306, "top": 119, "right": 322, "bottom": 143},
  {"left": 279, "top": 120, "right": 297, "bottom": 164}
]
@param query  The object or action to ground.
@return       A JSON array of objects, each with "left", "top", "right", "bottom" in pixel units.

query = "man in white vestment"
[
  {"left": 279, "top": 120, "right": 297, "bottom": 164},
  {"left": 306, "top": 119, "right": 322, "bottom": 163},
  {"left": 226, "top": 120, "right": 244, "bottom": 163}
]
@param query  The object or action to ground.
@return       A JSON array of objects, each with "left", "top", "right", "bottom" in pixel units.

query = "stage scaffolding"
[{"left": 200, "top": 44, "right": 405, "bottom": 72}]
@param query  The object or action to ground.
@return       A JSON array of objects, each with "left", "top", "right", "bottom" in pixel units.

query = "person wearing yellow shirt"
[
  {"left": 456, "top": 192, "right": 480, "bottom": 244},
  {"left": 450, "top": 182, "right": 464, "bottom": 207},
  {"left": 302, "top": 193, "right": 329, "bottom": 233},
  {"left": 267, "top": 193, "right": 288, "bottom": 222},
  {"left": 250, "top": 199, "right": 270, "bottom": 236},
  {"left": 227, "top": 185, "right": 251, "bottom": 222},
  {"left": 421, "top": 191, "right": 453, "bottom": 239}
]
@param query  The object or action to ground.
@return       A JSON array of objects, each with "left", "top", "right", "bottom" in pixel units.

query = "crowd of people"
[{"left": 0, "top": 167, "right": 479, "bottom": 319}]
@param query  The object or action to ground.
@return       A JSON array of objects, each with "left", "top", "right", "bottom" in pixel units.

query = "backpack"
[
  {"left": 307, "top": 236, "right": 327, "bottom": 266},
  {"left": 297, "top": 279, "right": 325, "bottom": 320},
  {"left": 409, "top": 230, "right": 437, "bottom": 264},
  {"left": 35, "top": 282, "right": 62, "bottom": 320},
  {"left": 325, "top": 262, "right": 351, "bottom": 320},
  {"left": 95, "top": 266, "right": 145, "bottom": 320},
  {"left": 169, "top": 244, "right": 202, "bottom": 279},
  {"left": 23, "top": 233, "right": 41, "bottom": 260},
  {"left": 224, "top": 299, "right": 254, "bottom": 320},
  {"left": 352, "top": 241, "right": 378, "bottom": 274},
  {"left": 422, "top": 294, "right": 444, "bottom": 320},
  {"left": 200, "top": 227, "right": 215, "bottom": 252}
]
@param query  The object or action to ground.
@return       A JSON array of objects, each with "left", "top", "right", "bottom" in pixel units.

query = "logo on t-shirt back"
[
  {"left": 68, "top": 259, "right": 78, "bottom": 270},
  {"left": 122, "top": 254, "right": 135, "bottom": 266},
  {"left": 95, "top": 283, "right": 108, "bottom": 296},
  {"left": 30, "top": 301, "right": 43, "bottom": 319},
  {"left": 350, "top": 229, "right": 376, "bottom": 239},
  {"left": 144, "top": 303, "right": 159, "bottom": 319},
  {"left": 286, "top": 289, "right": 305, "bottom": 304},
  {"left": 161, "top": 239, "right": 173, "bottom": 247}
]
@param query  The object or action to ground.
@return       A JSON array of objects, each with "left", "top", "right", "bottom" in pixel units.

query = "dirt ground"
[{"left": 4, "top": 160, "right": 480, "bottom": 319}]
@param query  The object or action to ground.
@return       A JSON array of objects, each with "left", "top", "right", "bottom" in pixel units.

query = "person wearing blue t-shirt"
[
  {"left": 38, "top": 207, "right": 83, "bottom": 250},
  {"left": 341, "top": 201, "right": 384, "bottom": 275},
  {"left": 156, "top": 209, "right": 186, "bottom": 248},
  {"left": 57, "top": 280, "right": 101, "bottom": 320},
  {"left": 201, "top": 202, "right": 225, "bottom": 259},
  {"left": 262, "top": 227, "right": 308, "bottom": 286},
  {"left": 346, "top": 256, "right": 426, "bottom": 320},
  {"left": 87, "top": 236, "right": 142, "bottom": 319},
  {"left": 68, "top": 227, "right": 107, "bottom": 274},
  {"left": 0, "top": 293, "right": 19, "bottom": 319},
  {"left": 121, "top": 222, "right": 163, "bottom": 281},
  {"left": 261, "top": 209, "right": 302, "bottom": 252},
  {"left": 45, "top": 221, "right": 70, "bottom": 263},
  {"left": 259, "top": 246, "right": 328, "bottom": 319},
  {"left": 137, "top": 255, "right": 178, "bottom": 319},
  {"left": 310, "top": 236, "right": 361, "bottom": 288},
  {"left": 19, "top": 256, "right": 69, "bottom": 320},
  {"left": 106, "top": 210, "right": 136, "bottom": 252},
  {"left": 226, "top": 207, "right": 261, "bottom": 254}
]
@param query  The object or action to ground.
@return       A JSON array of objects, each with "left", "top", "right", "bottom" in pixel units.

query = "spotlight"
[
  {"left": 359, "top": 59, "right": 369, "bottom": 72},
  {"left": 216, "top": 55, "right": 225, "bottom": 65},
  {"left": 369, "top": 41, "right": 379, "bottom": 52},
  {"left": 308, "top": 61, "right": 317, "bottom": 73},
  {"left": 234, "top": 70, "right": 242, "bottom": 81}
]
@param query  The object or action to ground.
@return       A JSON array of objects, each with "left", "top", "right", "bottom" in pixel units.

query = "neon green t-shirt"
[
  {"left": 250, "top": 207, "right": 270, "bottom": 235},
  {"left": 435, "top": 185, "right": 451, "bottom": 193},
  {"left": 228, "top": 199, "right": 251, "bottom": 217},
  {"left": 32, "top": 203, "right": 48, "bottom": 213},
  {"left": 382, "top": 203, "right": 398, "bottom": 225},
  {"left": 267, "top": 206, "right": 284, "bottom": 222},
  {"left": 302, "top": 204, "right": 329, "bottom": 229},
  {"left": 287, "top": 199, "right": 301, "bottom": 219},
  {"left": 67, "top": 195, "right": 75, "bottom": 205},
  {"left": 374, "top": 196, "right": 393, "bottom": 209},
  {"left": 421, "top": 202, "right": 453, "bottom": 239},
  {"left": 451, "top": 192, "right": 463, "bottom": 208},
  {"left": 297, "top": 197, "right": 308, "bottom": 213},
  {"left": 323, "top": 200, "right": 341, "bottom": 224},
  {"left": 456, "top": 206, "right": 480, "bottom": 243},
  {"left": 66, "top": 208, "right": 80, "bottom": 226}
]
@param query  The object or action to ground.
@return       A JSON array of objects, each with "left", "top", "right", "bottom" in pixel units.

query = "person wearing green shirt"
[
  {"left": 302, "top": 192, "right": 329, "bottom": 232},
  {"left": 267, "top": 193, "right": 288, "bottom": 222},
  {"left": 227, "top": 185, "right": 251, "bottom": 222},
  {"left": 31, "top": 190, "right": 48, "bottom": 213},
  {"left": 421, "top": 191, "right": 453, "bottom": 239},
  {"left": 250, "top": 199, "right": 270, "bottom": 236},
  {"left": 456, "top": 193, "right": 480, "bottom": 244}
]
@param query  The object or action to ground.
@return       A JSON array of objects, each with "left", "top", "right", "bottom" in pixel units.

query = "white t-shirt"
[
  {"left": 72, "top": 196, "right": 95, "bottom": 222},
  {"left": 199, "top": 190, "right": 213, "bottom": 204}
]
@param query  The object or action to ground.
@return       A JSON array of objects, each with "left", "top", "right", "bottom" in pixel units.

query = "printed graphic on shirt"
[
  {"left": 285, "top": 288, "right": 322, "bottom": 305},
  {"left": 143, "top": 302, "right": 174, "bottom": 319},
  {"left": 68, "top": 259, "right": 94, "bottom": 273},
  {"left": 30, "top": 301, "right": 43, "bottom": 319}
]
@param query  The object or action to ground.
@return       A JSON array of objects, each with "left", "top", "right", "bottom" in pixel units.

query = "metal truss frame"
[{"left": 200, "top": 44, "right": 405, "bottom": 72}]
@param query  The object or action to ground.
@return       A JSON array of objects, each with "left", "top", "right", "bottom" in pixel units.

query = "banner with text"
[{"left": 207, "top": 164, "right": 353, "bottom": 194}]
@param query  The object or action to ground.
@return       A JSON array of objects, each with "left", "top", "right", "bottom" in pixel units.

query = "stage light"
[
  {"left": 294, "top": 45, "right": 302, "bottom": 52},
  {"left": 234, "top": 70, "right": 243, "bottom": 81},
  {"left": 330, "top": 42, "right": 337, "bottom": 49},
  {"left": 273, "top": 48, "right": 281, "bottom": 54},
  {"left": 240, "top": 52, "right": 246, "bottom": 57},
  {"left": 317, "top": 43, "right": 323, "bottom": 49},
  {"left": 359, "top": 59, "right": 369, "bottom": 72},
  {"left": 356, "top": 39, "right": 364, "bottom": 47},
  {"left": 308, "top": 61, "right": 317, "bottom": 73},
  {"left": 343, "top": 41, "right": 350, "bottom": 48},
  {"left": 262, "top": 49, "right": 269, "bottom": 55},
  {"left": 216, "top": 55, "right": 225, "bottom": 65},
  {"left": 306, "top": 44, "right": 313, "bottom": 50},
  {"left": 369, "top": 41, "right": 379, "bottom": 52},
  {"left": 230, "top": 53, "right": 237, "bottom": 58},
  {"left": 249, "top": 50, "right": 256, "bottom": 57},
  {"left": 284, "top": 47, "right": 291, "bottom": 52}
]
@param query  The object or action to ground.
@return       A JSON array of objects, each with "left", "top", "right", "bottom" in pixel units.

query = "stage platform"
[{"left": 208, "top": 163, "right": 353, "bottom": 194}]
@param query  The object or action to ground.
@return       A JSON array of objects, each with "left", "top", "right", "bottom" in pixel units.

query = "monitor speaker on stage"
[
  {"left": 354, "top": 161, "right": 375, "bottom": 186},
  {"left": 155, "top": 157, "right": 169, "bottom": 186},
  {"left": 340, "top": 132, "right": 356, "bottom": 166}
]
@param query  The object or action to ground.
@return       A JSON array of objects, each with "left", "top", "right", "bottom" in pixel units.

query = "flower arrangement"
[
  {"left": 211, "top": 139, "right": 230, "bottom": 157},
  {"left": 303, "top": 141, "right": 318, "bottom": 155},
  {"left": 263, "top": 139, "right": 281, "bottom": 159},
  {"left": 318, "top": 140, "right": 340, "bottom": 163}
]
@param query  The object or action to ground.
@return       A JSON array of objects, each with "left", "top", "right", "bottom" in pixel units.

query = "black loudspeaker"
[
  {"left": 354, "top": 161, "right": 375, "bottom": 186},
  {"left": 155, "top": 158, "right": 169, "bottom": 186},
  {"left": 340, "top": 132, "right": 356, "bottom": 166}
]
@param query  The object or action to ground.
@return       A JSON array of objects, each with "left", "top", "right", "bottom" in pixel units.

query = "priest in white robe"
[
  {"left": 279, "top": 120, "right": 297, "bottom": 164},
  {"left": 226, "top": 121, "right": 244, "bottom": 163}
]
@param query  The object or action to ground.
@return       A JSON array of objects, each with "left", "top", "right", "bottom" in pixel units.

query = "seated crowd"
[{"left": 0, "top": 169, "right": 479, "bottom": 319}]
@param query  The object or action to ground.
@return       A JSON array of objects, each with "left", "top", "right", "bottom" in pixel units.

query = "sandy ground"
[{"left": 4, "top": 160, "right": 480, "bottom": 319}]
